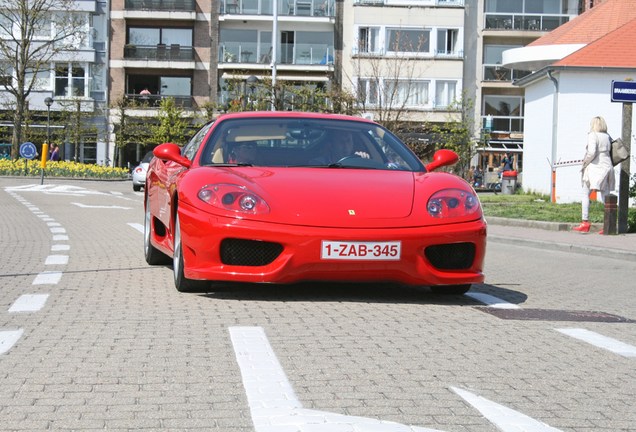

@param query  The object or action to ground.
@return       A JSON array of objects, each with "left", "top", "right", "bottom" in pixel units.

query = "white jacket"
[{"left": 582, "top": 131, "right": 615, "bottom": 190}]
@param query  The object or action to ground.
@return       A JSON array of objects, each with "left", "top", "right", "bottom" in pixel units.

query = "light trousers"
[{"left": 581, "top": 185, "right": 609, "bottom": 221}]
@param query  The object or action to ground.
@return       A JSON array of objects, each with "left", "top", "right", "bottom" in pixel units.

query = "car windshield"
[
  {"left": 198, "top": 117, "right": 425, "bottom": 172},
  {"left": 141, "top": 151, "right": 154, "bottom": 164}
]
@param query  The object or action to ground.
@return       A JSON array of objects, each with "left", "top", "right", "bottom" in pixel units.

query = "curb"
[{"left": 486, "top": 217, "right": 636, "bottom": 261}]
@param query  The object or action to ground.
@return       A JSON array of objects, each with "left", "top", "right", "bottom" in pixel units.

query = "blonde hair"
[{"left": 589, "top": 116, "right": 608, "bottom": 133}]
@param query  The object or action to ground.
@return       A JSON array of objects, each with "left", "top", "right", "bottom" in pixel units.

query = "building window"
[
  {"left": 436, "top": 29, "right": 458, "bottom": 55},
  {"left": 483, "top": 95, "right": 524, "bottom": 132},
  {"left": 55, "top": 63, "right": 86, "bottom": 97},
  {"left": 386, "top": 28, "right": 430, "bottom": 53},
  {"left": 435, "top": 80, "right": 457, "bottom": 108},
  {"left": 358, "top": 27, "right": 380, "bottom": 54},
  {"left": 384, "top": 79, "right": 429, "bottom": 107},
  {"left": 357, "top": 78, "right": 379, "bottom": 105}
]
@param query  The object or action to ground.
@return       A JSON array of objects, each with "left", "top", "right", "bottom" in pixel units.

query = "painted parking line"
[
  {"left": 465, "top": 292, "right": 521, "bottom": 309},
  {"left": 51, "top": 244, "right": 70, "bottom": 252},
  {"left": 451, "top": 387, "right": 562, "bottom": 432},
  {"left": 71, "top": 202, "right": 131, "bottom": 209},
  {"left": 230, "top": 326, "right": 444, "bottom": 432},
  {"left": 45, "top": 255, "right": 69, "bottom": 266},
  {"left": 32, "top": 271, "right": 63, "bottom": 285},
  {"left": 0, "top": 330, "right": 24, "bottom": 355},
  {"left": 556, "top": 328, "right": 636, "bottom": 358},
  {"left": 9, "top": 294, "right": 50, "bottom": 313},
  {"left": 128, "top": 223, "right": 144, "bottom": 234}
]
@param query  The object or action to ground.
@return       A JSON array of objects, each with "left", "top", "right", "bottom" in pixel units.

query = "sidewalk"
[{"left": 487, "top": 217, "right": 636, "bottom": 261}]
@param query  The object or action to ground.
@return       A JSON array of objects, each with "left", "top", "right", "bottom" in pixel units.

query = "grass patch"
[{"left": 479, "top": 192, "right": 605, "bottom": 223}]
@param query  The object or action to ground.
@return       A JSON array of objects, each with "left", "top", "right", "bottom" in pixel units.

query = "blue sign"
[
  {"left": 611, "top": 80, "right": 636, "bottom": 103},
  {"left": 19, "top": 142, "right": 37, "bottom": 159}
]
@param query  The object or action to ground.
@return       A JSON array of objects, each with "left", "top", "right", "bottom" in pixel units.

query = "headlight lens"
[
  {"left": 198, "top": 184, "right": 270, "bottom": 214},
  {"left": 427, "top": 189, "right": 481, "bottom": 218}
]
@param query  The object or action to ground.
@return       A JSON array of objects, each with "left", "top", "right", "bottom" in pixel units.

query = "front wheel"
[
  {"left": 430, "top": 284, "right": 471, "bottom": 295},
  {"left": 173, "top": 213, "right": 208, "bottom": 293}
]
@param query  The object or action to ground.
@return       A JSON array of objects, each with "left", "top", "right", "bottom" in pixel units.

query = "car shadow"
[{"left": 199, "top": 281, "right": 527, "bottom": 306}]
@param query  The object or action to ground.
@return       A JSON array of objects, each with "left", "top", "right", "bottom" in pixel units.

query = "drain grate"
[{"left": 478, "top": 308, "right": 635, "bottom": 323}]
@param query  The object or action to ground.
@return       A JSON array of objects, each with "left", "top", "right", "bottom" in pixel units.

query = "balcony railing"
[
  {"left": 483, "top": 65, "right": 531, "bottom": 82},
  {"left": 126, "top": 94, "right": 193, "bottom": 108},
  {"left": 220, "top": 43, "right": 333, "bottom": 65},
  {"left": 484, "top": 13, "right": 573, "bottom": 31},
  {"left": 220, "top": 0, "right": 335, "bottom": 17},
  {"left": 124, "top": 44, "right": 195, "bottom": 61},
  {"left": 125, "top": 0, "right": 196, "bottom": 11}
]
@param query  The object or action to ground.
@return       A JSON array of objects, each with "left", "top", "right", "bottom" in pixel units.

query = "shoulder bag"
[{"left": 610, "top": 136, "right": 629, "bottom": 166}]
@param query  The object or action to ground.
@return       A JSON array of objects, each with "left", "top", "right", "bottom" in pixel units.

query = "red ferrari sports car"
[{"left": 144, "top": 111, "right": 486, "bottom": 294}]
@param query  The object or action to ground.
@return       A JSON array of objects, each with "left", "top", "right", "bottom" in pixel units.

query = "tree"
[
  {"left": 0, "top": 0, "right": 87, "bottom": 158},
  {"left": 149, "top": 97, "right": 191, "bottom": 145}
]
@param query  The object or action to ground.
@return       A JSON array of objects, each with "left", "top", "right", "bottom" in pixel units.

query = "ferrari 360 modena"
[{"left": 144, "top": 111, "right": 486, "bottom": 294}]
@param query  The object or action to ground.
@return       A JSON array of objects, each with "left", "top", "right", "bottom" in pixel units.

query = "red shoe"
[
  {"left": 572, "top": 221, "right": 591, "bottom": 233},
  {"left": 598, "top": 229, "right": 604, "bottom": 235}
]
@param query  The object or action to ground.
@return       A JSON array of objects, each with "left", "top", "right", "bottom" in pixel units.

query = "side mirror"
[
  {"left": 425, "top": 149, "right": 459, "bottom": 172},
  {"left": 153, "top": 143, "right": 191, "bottom": 168}
]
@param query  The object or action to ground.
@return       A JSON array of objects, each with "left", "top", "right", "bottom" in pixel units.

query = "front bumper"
[{"left": 178, "top": 203, "right": 487, "bottom": 287}]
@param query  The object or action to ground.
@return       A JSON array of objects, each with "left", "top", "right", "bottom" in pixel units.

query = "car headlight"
[
  {"left": 198, "top": 184, "right": 270, "bottom": 214},
  {"left": 427, "top": 189, "right": 481, "bottom": 218}
]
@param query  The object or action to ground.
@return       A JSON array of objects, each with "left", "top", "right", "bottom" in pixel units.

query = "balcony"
[
  {"left": 125, "top": 0, "right": 195, "bottom": 11},
  {"left": 125, "top": 94, "right": 193, "bottom": 108},
  {"left": 219, "top": 43, "right": 333, "bottom": 66},
  {"left": 124, "top": 44, "right": 194, "bottom": 61},
  {"left": 484, "top": 13, "right": 573, "bottom": 32},
  {"left": 483, "top": 65, "right": 531, "bottom": 82},
  {"left": 220, "top": 0, "right": 335, "bottom": 17}
]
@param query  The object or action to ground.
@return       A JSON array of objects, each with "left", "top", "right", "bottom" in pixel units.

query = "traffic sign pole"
[{"left": 610, "top": 80, "right": 634, "bottom": 234}]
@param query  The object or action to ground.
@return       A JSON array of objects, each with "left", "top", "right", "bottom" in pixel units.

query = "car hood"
[{"left": 183, "top": 167, "right": 475, "bottom": 228}]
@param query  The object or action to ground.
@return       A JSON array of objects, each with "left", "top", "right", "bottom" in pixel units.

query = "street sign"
[
  {"left": 611, "top": 80, "right": 636, "bottom": 103},
  {"left": 19, "top": 142, "right": 37, "bottom": 159}
]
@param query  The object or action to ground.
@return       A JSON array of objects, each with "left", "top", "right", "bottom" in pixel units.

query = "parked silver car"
[{"left": 132, "top": 151, "right": 154, "bottom": 191}]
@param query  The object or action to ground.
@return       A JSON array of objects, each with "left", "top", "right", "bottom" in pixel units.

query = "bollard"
[{"left": 603, "top": 194, "right": 618, "bottom": 235}]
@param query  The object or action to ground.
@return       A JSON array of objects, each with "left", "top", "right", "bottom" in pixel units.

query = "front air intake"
[
  {"left": 220, "top": 239, "right": 283, "bottom": 266},
  {"left": 425, "top": 243, "right": 475, "bottom": 270}
]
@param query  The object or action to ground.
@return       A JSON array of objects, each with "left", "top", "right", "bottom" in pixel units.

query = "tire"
[
  {"left": 144, "top": 197, "right": 170, "bottom": 265},
  {"left": 430, "top": 284, "right": 471, "bottom": 295},
  {"left": 173, "top": 213, "right": 208, "bottom": 293},
  {"left": 133, "top": 184, "right": 142, "bottom": 192}
]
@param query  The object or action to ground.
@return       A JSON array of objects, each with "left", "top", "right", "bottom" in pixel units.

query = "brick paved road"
[{"left": 1, "top": 178, "right": 634, "bottom": 431}]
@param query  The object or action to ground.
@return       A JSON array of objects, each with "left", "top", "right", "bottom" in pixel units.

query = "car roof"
[{"left": 214, "top": 111, "right": 375, "bottom": 124}]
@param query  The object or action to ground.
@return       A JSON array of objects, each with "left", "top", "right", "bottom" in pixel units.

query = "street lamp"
[{"left": 44, "top": 97, "right": 53, "bottom": 147}]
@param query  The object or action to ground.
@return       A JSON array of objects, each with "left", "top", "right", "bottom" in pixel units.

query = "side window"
[{"left": 182, "top": 122, "right": 214, "bottom": 161}]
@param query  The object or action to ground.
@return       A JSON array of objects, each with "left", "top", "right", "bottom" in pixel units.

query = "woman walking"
[{"left": 572, "top": 116, "right": 615, "bottom": 233}]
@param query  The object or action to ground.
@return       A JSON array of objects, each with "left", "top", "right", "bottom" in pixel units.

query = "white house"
[{"left": 502, "top": 0, "right": 636, "bottom": 204}]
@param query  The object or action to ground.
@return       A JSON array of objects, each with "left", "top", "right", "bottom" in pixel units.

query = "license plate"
[{"left": 321, "top": 241, "right": 401, "bottom": 260}]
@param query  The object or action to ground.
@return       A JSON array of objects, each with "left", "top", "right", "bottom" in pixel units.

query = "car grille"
[
  {"left": 424, "top": 243, "right": 475, "bottom": 270},
  {"left": 220, "top": 238, "right": 283, "bottom": 266}
]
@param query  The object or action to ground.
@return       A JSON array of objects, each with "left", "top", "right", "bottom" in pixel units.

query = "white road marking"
[
  {"left": 465, "top": 292, "right": 521, "bottom": 309},
  {"left": 230, "top": 326, "right": 445, "bottom": 432},
  {"left": 46, "top": 222, "right": 61, "bottom": 227},
  {"left": 45, "top": 255, "right": 69, "bottom": 266},
  {"left": 128, "top": 223, "right": 144, "bottom": 234},
  {"left": 5, "top": 184, "right": 109, "bottom": 196},
  {"left": 50, "top": 227, "right": 66, "bottom": 234},
  {"left": 71, "top": 202, "right": 131, "bottom": 210},
  {"left": 52, "top": 235, "right": 69, "bottom": 241},
  {"left": 51, "top": 244, "right": 70, "bottom": 251},
  {"left": 9, "top": 294, "right": 49, "bottom": 313},
  {"left": 451, "top": 387, "right": 562, "bottom": 432},
  {"left": 32, "top": 271, "right": 63, "bottom": 285},
  {"left": 0, "top": 329, "right": 24, "bottom": 355},
  {"left": 556, "top": 328, "right": 636, "bottom": 358}
]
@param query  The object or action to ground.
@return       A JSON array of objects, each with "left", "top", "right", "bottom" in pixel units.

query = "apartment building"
[
  {"left": 216, "top": 0, "right": 335, "bottom": 108},
  {"left": 341, "top": 0, "right": 466, "bottom": 131},
  {"left": 463, "top": 0, "right": 580, "bottom": 179},
  {"left": 0, "top": 0, "right": 109, "bottom": 164}
]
